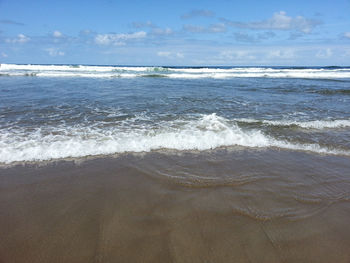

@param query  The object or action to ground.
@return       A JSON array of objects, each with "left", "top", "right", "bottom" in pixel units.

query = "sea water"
[{"left": 1, "top": 64, "right": 350, "bottom": 164}]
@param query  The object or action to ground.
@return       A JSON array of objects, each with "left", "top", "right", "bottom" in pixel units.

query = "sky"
[{"left": 1, "top": 0, "right": 350, "bottom": 66}]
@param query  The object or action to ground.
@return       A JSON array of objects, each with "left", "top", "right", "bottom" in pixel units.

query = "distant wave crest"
[{"left": 1, "top": 64, "right": 350, "bottom": 79}]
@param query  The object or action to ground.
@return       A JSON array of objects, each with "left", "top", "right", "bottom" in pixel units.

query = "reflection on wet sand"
[{"left": 0, "top": 149, "right": 350, "bottom": 262}]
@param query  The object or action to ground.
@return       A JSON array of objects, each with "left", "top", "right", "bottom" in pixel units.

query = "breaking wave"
[
  {"left": 1, "top": 114, "right": 349, "bottom": 164},
  {"left": 235, "top": 118, "right": 350, "bottom": 129},
  {"left": 1, "top": 64, "right": 350, "bottom": 79}
]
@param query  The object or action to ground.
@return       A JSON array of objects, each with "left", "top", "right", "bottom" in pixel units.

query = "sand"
[{"left": 1, "top": 150, "right": 350, "bottom": 262}]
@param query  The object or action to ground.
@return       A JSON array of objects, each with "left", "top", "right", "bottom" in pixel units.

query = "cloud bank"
[
  {"left": 222, "top": 11, "right": 321, "bottom": 33},
  {"left": 183, "top": 23, "right": 226, "bottom": 33},
  {"left": 181, "top": 9, "right": 214, "bottom": 19},
  {"left": 95, "top": 31, "right": 147, "bottom": 46},
  {"left": 5, "top": 34, "right": 30, "bottom": 43}
]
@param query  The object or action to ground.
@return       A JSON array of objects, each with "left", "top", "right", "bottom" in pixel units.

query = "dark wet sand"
[{"left": 1, "top": 149, "right": 350, "bottom": 262}]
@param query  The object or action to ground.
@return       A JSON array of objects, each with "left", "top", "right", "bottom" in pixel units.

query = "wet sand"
[{"left": 1, "top": 149, "right": 350, "bottom": 262}]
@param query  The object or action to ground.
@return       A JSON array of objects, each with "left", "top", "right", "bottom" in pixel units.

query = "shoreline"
[{"left": 1, "top": 143, "right": 349, "bottom": 168}]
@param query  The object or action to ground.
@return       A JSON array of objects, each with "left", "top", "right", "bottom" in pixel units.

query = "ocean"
[
  {"left": 1, "top": 64, "right": 350, "bottom": 163},
  {"left": 1, "top": 64, "right": 350, "bottom": 262}
]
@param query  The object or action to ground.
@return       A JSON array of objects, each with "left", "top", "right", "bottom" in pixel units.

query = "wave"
[
  {"left": 1, "top": 64, "right": 350, "bottom": 79},
  {"left": 235, "top": 118, "right": 350, "bottom": 129},
  {"left": 141, "top": 74, "right": 167, "bottom": 78},
  {"left": 0, "top": 114, "right": 349, "bottom": 164},
  {"left": 312, "top": 89, "right": 350, "bottom": 95},
  {"left": 0, "top": 64, "right": 152, "bottom": 72}
]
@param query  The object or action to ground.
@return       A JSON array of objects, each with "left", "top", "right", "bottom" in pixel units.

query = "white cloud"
[
  {"left": 1, "top": 52, "right": 8, "bottom": 58},
  {"left": 183, "top": 23, "right": 226, "bottom": 33},
  {"left": 157, "top": 51, "right": 172, "bottom": 57},
  {"left": 223, "top": 11, "right": 320, "bottom": 33},
  {"left": 344, "top": 32, "right": 350, "bottom": 39},
  {"left": 176, "top": 52, "right": 184, "bottom": 58},
  {"left": 45, "top": 48, "right": 65, "bottom": 56},
  {"left": 132, "top": 21, "right": 174, "bottom": 36},
  {"left": 316, "top": 48, "right": 332, "bottom": 58},
  {"left": 233, "top": 31, "right": 276, "bottom": 43},
  {"left": 181, "top": 9, "right": 214, "bottom": 19},
  {"left": 158, "top": 45, "right": 349, "bottom": 66},
  {"left": 53, "top": 30, "right": 63, "bottom": 38},
  {"left": 132, "top": 21, "right": 155, "bottom": 28},
  {"left": 152, "top": 28, "right": 173, "bottom": 35},
  {"left": 79, "top": 29, "right": 94, "bottom": 37},
  {"left": 233, "top": 32, "right": 257, "bottom": 43},
  {"left": 268, "top": 49, "right": 295, "bottom": 59},
  {"left": 216, "top": 48, "right": 299, "bottom": 64},
  {"left": 219, "top": 50, "right": 256, "bottom": 61},
  {"left": 15, "top": 34, "right": 30, "bottom": 43},
  {"left": 95, "top": 31, "right": 146, "bottom": 46},
  {"left": 5, "top": 34, "right": 30, "bottom": 43},
  {"left": 208, "top": 23, "right": 226, "bottom": 33},
  {"left": 131, "top": 21, "right": 173, "bottom": 36},
  {"left": 157, "top": 51, "right": 184, "bottom": 59}
]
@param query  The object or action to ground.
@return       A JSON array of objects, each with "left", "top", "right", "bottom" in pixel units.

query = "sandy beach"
[{"left": 1, "top": 149, "right": 350, "bottom": 262}]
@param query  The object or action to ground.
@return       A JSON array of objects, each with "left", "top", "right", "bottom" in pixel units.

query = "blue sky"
[{"left": 1, "top": 0, "right": 350, "bottom": 66}]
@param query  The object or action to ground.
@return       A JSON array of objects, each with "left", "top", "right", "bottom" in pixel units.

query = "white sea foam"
[
  {"left": 235, "top": 118, "right": 350, "bottom": 129},
  {"left": 1, "top": 64, "right": 350, "bottom": 79},
  {"left": 0, "top": 114, "right": 349, "bottom": 164},
  {"left": 0, "top": 64, "right": 151, "bottom": 72},
  {"left": 35, "top": 72, "right": 139, "bottom": 78}
]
